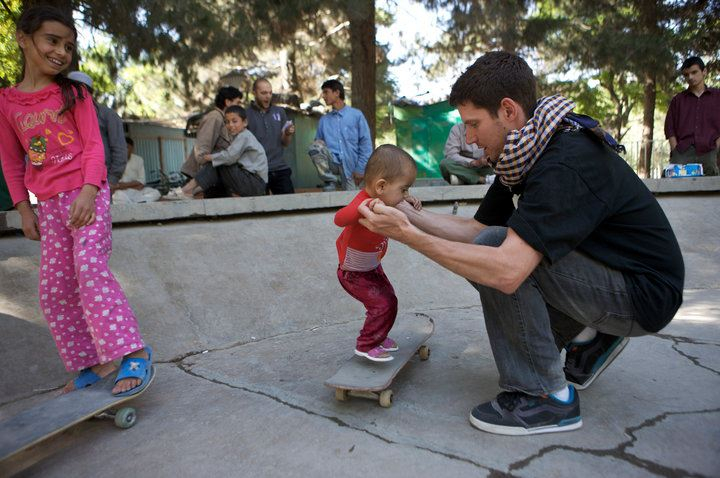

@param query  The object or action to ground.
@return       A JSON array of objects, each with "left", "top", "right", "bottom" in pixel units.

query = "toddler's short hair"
[
  {"left": 364, "top": 145, "right": 417, "bottom": 183},
  {"left": 224, "top": 105, "right": 247, "bottom": 120}
]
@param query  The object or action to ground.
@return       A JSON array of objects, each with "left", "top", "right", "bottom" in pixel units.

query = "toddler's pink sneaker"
[
  {"left": 355, "top": 345, "right": 394, "bottom": 362},
  {"left": 380, "top": 337, "right": 399, "bottom": 352}
]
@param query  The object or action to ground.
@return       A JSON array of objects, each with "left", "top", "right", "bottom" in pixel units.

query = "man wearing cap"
[{"left": 67, "top": 71, "right": 128, "bottom": 188}]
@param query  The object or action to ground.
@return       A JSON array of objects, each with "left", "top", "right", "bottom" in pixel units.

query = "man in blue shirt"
[{"left": 308, "top": 79, "right": 373, "bottom": 191}]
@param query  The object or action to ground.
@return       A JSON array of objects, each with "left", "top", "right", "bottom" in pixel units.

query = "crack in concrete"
[
  {"left": 654, "top": 333, "right": 720, "bottom": 376},
  {"left": 155, "top": 320, "right": 359, "bottom": 365},
  {"left": 2, "top": 313, "right": 434, "bottom": 409},
  {"left": 158, "top": 312, "right": 435, "bottom": 365},
  {"left": 507, "top": 408, "right": 720, "bottom": 477},
  {"left": 654, "top": 333, "right": 720, "bottom": 347},
  {"left": 175, "top": 360, "right": 510, "bottom": 476},
  {"left": 0, "top": 387, "right": 61, "bottom": 410},
  {"left": 417, "top": 304, "right": 483, "bottom": 313}
]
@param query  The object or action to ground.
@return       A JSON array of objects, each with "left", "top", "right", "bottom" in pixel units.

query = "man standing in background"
[
  {"left": 67, "top": 71, "right": 128, "bottom": 187},
  {"left": 308, "top": 79, "right": 372, "bottom": 191},
  {"left": 246, "top": 78, "right": 296, "bottom": 195},
  {"left": 664, "top": 56, "right": 720, "bottom": 176}
]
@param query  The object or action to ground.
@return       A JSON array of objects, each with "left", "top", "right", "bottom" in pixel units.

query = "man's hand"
[
  {"left": 201, "top": 154, "right": 213, "bottom": 163},
  {"left": 16, "top": 201, "right": 40, "bottom": 241},
  {"left": 358, "top": 198, "right": 414, "bottom": 242},
  {"left": 352, "top": 171, "right": 364, "bottom": 186},
  {"left": 405, "top": 195, "right": 422, "bottom": 211},
  {"left": 68, "top": 185, "right": 98, "bottom": 228},
  {"left": 283, "top": 124, "right": 296, "bottom": 136},
  {"left": 468, "top": 158, "right": 488, "bottom": 168}
]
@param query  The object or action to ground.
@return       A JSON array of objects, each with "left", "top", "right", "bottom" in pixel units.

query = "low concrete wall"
[{"left": 2, "top": 177, "right": 718, "bottom": 231}]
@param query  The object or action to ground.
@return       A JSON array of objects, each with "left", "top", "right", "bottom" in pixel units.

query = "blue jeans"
[{"left": 471, "top": 226, "right": 648, "bottom": 395}]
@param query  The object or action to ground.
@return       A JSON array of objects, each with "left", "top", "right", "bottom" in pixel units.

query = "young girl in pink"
[
  {"left": 335, "top": 145, "right": 422, "bottom": 362},
  {"left": 0, "top": 6, "right": 152, "bottom": 396}
]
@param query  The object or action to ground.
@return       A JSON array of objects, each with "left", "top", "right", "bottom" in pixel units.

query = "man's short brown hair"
[{"left": 449, "top": 51, "right": 537, "bottom": 119}]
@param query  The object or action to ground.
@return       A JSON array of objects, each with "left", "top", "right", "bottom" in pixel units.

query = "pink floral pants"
[{"left": 37, "top": 185, "right": 144, "bottom": 371}]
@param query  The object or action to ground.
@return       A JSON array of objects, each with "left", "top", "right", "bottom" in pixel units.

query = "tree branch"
[{"left": 0, "top": 0, "right": 18, "bottom": 22}]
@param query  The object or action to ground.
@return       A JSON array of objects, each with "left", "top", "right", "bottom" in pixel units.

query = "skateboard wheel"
[
  {"left": 418, "top": 345, "right": 430, "bottom": 361},
  {"left": 335, "top": 388, "right": 349, "bottom": 402},
  {"left": 379, "top": 390, "right": 393, "bottom": 408},
  {"left": 114, "top": 407, "right": 137, "bottom": 429}
]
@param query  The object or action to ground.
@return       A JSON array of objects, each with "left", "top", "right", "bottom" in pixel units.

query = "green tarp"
[{"left": 393, "top": 100, "right": 460, "bottom": 178}]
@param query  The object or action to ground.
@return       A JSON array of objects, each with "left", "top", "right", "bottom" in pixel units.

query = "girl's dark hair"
[
  {"left": 17, "top": 5, "right": 86, "bottom": 116},
  {"left": 224, "top": 105, "right": 247, "bottom": 120},
  {"left": 449, "top": 51, "right": 537, "bottom": 119},
  {"left": 364, "top": 144, "right": 417, "bottom": 183},
  {"left": 214, "top": 86, "right": 243, "bottom": 109}
]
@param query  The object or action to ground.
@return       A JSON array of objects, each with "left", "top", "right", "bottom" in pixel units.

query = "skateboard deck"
[
  {"left": 0, "top": 366, "right": 155, "bottom": 462},
  {"left": 325, "top": 313, "right": 434, "bottom": 407}
]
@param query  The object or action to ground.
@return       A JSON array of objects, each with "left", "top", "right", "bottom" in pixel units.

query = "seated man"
[
  {"left": 358, "top": 51, "right": 684, "bottom": 436},
  {"left": 112, "top": 137, "right": 161, "bottom": 203},
  {"left": 440, "top": 123, "right": 494, "bottom": 184}
]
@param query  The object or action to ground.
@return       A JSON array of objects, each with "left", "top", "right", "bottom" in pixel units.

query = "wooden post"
[{"left": 157, "top": 137, "right": 165, "bottom": 174}]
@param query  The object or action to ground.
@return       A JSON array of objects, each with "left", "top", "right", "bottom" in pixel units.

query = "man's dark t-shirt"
[{"left": 475, "top": 130, "right": 684, "bottom": 332}]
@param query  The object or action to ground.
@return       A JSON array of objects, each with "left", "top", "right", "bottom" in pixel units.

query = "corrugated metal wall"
[{"left": 125, "top": 123, "right": 194, "bottom": 183}]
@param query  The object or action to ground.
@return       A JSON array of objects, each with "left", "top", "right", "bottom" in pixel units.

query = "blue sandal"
[
  {"left": 73, "top": 368, "right": 102, "bottom": 390},
  {"left": 113, "top": 346, "right": 154, "bottom": 397}
]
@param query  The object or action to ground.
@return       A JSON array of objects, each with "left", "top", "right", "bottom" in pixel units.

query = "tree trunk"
[
  {"left": 637, "top": 0, "right": 659, "bottom": 178},
  {"left": 638, "top": 72, "right": 656, "bottom": 178},
  {"left": 287, "top": 42, "right": 302, "bottom": 97},
  {"left": 346, "top": 0, "right": 376, "bottom": 145}
]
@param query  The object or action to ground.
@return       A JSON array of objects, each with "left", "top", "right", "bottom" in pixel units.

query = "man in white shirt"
[
  {"left": 112, "top": 137, "right": 161, "bottom": 203},
  {"left": 441, "top": 123, "right": 494, "bottom": 184}
]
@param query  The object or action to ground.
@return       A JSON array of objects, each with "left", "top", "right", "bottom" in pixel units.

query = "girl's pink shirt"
[{"left": 0, "top": 83, "right": 106, "bottom": 205}]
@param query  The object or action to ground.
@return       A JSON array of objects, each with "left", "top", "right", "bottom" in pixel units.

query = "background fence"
[{"left": 623, "top": 140, "right": 672, "bottom": 179}]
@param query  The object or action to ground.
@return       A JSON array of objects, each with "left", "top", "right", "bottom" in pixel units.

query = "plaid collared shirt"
[{"left": 494, "top": 95, "right": 577, "bottom": 187}]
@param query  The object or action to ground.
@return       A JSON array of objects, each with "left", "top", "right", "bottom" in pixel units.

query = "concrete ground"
[{"left": 0, "top": 192, "right": 718, "bottom": 477}]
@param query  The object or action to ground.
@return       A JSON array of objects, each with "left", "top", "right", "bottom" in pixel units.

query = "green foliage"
[
  {"left": 0, "top": 0, "right": 22, "bottom": 88},
  {"left": 540, "top": 70, "right": 642, "bottom": 140},
  {"left": 6, "top": 0, "right": 396, "bottom": 131},
  {"left": 76, "top": 38, "right": 187, "bottom": 119},
  {"left": 422, "top": 0, "right": 719, "bottom": 147}
]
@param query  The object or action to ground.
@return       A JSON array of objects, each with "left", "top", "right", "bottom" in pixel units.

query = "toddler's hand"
[
  {"left": 405, "top": 195, "right": 422, "bottom": 211},
  {"left": 367, "top": 198, "right": 385, "bottom": 211},
  {"left": 68, "top": 185, "right": 98, "bottom": 228}
]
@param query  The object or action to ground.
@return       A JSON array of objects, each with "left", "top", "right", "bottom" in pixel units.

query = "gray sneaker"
[
  {"left": 564, "top": 332, "right": 629, "bottom": 390},
  {"left": 469, "top": 388, "right": 582, "bottom": 436}
]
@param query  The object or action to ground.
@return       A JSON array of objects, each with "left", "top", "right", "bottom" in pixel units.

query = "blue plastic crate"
[{"left": 664, "top": 163, "right": 703, "bottom": 178}]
